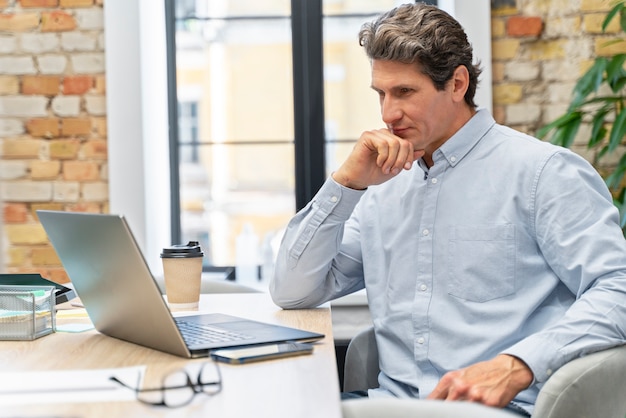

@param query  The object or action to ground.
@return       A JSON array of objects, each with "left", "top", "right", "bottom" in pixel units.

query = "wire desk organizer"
[{"left": 0, "top": 285, "right": 56, "bottom": 340}]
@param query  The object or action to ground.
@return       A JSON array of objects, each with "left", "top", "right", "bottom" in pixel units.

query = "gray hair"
[{"left": 359, "top": 3, "right": 482, "bottom": 108}]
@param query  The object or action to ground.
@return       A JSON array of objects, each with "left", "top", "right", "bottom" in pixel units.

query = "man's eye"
[{"left": 400, "top": 88, "right": 411, "bottom": 94}]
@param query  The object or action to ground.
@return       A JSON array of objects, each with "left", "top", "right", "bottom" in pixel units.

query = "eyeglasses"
[{"left": 109, "top": 361, "right": 222, "bottom": 408}]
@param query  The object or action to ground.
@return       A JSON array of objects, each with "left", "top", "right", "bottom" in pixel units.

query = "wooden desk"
[{"left": 0, "top": 293, "right": 341, "bottom": 418}]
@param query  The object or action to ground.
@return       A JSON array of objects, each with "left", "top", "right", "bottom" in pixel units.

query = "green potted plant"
[{"left": 538, "top": 1, "right": 626, "bottom": 230}]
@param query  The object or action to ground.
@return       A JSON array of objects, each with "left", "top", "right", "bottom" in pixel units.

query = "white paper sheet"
[{"left": 0, "top": 366, "right": 145, "bottom": 406}]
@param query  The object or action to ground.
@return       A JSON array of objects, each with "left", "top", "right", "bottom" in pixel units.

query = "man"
[{"left": 270, "top": 3, "right": 626, "bottom": 416}]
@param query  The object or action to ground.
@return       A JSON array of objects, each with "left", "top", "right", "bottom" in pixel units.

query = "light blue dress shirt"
[{"left": 270, "top": 109, "right": 626, "bottom": 413}]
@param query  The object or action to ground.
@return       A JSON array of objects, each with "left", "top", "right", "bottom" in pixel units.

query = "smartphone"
[
  {"left": 210, "top": 342, "right": 314, "bottom": 364},
  {"left": 0, "top": 274, "right": 76, "bottom": 305}
]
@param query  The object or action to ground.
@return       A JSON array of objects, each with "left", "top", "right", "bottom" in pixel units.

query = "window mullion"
[
  {"left": 164, "top": 0, "right": 182, "bottom": 243},
  {"left": 291, "top": 0, "right": 326, "bottom": 211}
]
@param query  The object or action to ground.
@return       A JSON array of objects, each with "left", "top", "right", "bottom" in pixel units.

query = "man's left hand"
[{"left": 427, "top": 354, "right": 534, "bottom": 408}]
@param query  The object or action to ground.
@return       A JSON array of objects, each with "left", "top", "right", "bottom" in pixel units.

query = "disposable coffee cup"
[{"left": 160, "top": 241, "right": 204, "bottom": 311}]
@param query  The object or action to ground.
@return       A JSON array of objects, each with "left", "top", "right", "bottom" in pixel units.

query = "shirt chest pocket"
[{"left": 447, "top": 224, "right": 516, "bottom": 302}]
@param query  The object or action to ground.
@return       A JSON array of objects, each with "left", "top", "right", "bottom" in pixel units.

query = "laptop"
[{"left": 37, "top": 210, "right": 324, "bottom": 358}]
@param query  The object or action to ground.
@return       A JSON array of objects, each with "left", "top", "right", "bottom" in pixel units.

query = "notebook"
[{"left": 37, "top": 210, "right": 324, "bottom": 358}]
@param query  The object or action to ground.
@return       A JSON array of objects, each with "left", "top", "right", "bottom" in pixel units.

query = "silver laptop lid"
[{"left": 38, "top": 210, "right": 191, "bottom": 357}]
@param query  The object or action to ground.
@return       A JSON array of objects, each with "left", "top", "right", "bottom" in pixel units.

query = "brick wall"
[
  {"left": 491, "top": 0, "right": 623, "bottom": 170},
  {"left": 0, "top": 0, "right": 106, "bottom": 283}
]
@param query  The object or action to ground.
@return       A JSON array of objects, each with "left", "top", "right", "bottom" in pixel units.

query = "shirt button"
[
  {"left": 422, "top": 229, "right": 429, "bottom": 236},
  {"left": 431, "top": 178, "right": 437, "bottom": 184},
  {"left": 417, "top": 337, "right": 425, "bottom": 344},
  {"left": 330, "top": 196, "right": 338, "bottom": 203},
  {"left": 419, "top": 284, "right": 427, "bottom": 292},
  {"left": 450, "top": 156, "right": 457, "bottom": 163},
  {"left": 546, "top": 369, "right": 553, "bottom": 376}
]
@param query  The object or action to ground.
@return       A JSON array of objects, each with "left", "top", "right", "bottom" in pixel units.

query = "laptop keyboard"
[{"left": 175, "top": 318, "right": 254, "bottom": 346}]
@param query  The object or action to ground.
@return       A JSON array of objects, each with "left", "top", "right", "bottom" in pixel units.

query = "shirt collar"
[{"left": 432, "top": 108, "right": 496, "bottom": 168}]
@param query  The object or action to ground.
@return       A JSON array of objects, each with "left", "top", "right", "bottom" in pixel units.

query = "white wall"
[{"left": 104, "top": 0, "right": 171, "bottom": 273}]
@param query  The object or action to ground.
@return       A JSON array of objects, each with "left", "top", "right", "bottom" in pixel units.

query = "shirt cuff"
[
  {"left": 315, "top": 176, "right": 366, "bottom": 221},
  {"left": 501, "top": 336, "right": 566, "bottom": 383}
]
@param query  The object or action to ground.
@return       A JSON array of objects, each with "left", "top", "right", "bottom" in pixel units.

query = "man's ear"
[{"left": 451, "top": 65, "right": 470, "bottom": 103}]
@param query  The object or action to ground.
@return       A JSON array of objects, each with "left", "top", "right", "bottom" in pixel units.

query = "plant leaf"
[
  {"left": 606, "top": 153, "right": 626, "bottom": 189},
  {"left": 608, "top": 107, "right": 626, "bottom": 153},
  {"left": 611, "top": 75, "right": 626, "bottom": 92},
  {"left": 550, "top": 113, "right": 582, "bottom": 148},
  {"left": 598, "top": 144, "right": 610, "bottom": 160},
  {"left": 537, "top": 111, "right": 582, "bottom": 140},
  {"left": 606, "top": 54, "right": 626, "bottom": 91},
  {"left": 611, "top": 187, "right": 626, "bottom": 227},
  {"left": 590, "top": 108, "right": 609, "bottom": 147},
  {"left": 603, "top": 2, "right": 625, "bottom": 32},
  {"left": 619, "top": 192, "right": 626, "bottom": 228},
  {"left": 571, "top": 58, "right": 607, "bottom": 107}
]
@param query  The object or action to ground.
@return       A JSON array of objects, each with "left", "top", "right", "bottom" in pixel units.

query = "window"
[
  {"left": 104, "top": 0, "right": 490, "bottom": 274},
  {"left": 166, "top": 1, "right": 410, "bottom": 268},
  {"left": 178, "top": 102, "right": 199, "bottom": 163},
  {"left": 167, "top": 1, "right": 296, "bottom": 268}
]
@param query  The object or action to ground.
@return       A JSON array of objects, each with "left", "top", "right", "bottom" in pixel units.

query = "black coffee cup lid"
[{"left": 160, "top": 241, "right": 204, "bottom": 258}]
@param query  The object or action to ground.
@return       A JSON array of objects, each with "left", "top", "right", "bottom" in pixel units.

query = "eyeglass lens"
[
  {"left": 162, "top": 370, "right": 195, "bottom": 407},
  {"left": 198, "top": 361, "right": 222, "bottom": 396},
  {"left": 133, "top": 362, "right": 222, "bottom": 408}
]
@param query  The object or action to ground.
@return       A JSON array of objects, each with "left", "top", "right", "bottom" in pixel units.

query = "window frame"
[{"left": 164, "top": 0, "right": 328, "bottom": 246}]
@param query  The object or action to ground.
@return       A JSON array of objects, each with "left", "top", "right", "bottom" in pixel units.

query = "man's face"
[{"left": 370, "top": 59, "right": 460, "bottom": 158}]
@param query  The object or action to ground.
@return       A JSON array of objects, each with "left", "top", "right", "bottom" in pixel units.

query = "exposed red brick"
[
  {"left": 4, "top": 203, "right": 28, "bottom": 223},
  {"left": 10, "top": 267, "right": 46, "bottom": 276},
  {"left": 60, "top": 0, "right": 93, "bottom": 6},
  {"left": 31, "top": 247, "right": 61, "bottom": 266},
  {"left": 61, "top": 117, "right": 92, "bottom": 136},
  {"left": 20, "top": 0, "right": 59, "bottom": 7},
  {"left": 62, "top": 160, "right": 100, "bottom": 180},
  {"left": 31, "top": 203, "right": 64, "bottom": 221},
  {"left": 507, "top": 16, "right": 543, "bottom": 37},
  {"left": 22, "top": 75, "right": 60, "bottom": 95},
  {"left": 0, "top": 13, "right": 40, "bottom": 32},
  {"left": 93, "top": 117, "right": 107, "bottom": 136},
  {"left": 94, "top": 75, "right": 106, "bottom": 94},
  {"left": 30, "top": 160, "right": 61, "bottom": 179},
  {"left": 46, "top": 268, "right": 70, "bottom": 284},
  {"left": 26, "top": 118, "right": 60, "bottom": 138},
  {"left": 66, "top": 202, "right": 100, "bottom": 213},
  {"left": 41, "top": 11, "right": 76, "bottom": 32},
  {"left": 82, "top": 139, "right": 107, "bottom": 159},
  {"left": 63, "top": 75, "right": 93, "bottom": 95}
]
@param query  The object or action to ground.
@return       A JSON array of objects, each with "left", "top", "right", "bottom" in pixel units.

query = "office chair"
[{"left": 342, "top": 326, "right": 626, "bottom": 418}]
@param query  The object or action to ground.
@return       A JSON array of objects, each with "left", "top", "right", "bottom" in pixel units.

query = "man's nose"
[{"left": 381, "top": 96, "right": 402, "bottom": 125}]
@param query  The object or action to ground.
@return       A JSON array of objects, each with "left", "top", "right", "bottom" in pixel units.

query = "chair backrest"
[
  {"left": 343, "top": 326, "right": 626, "bottom": 418},
  {"left": 343, "top": 326, "right": 379, "bottom": 392}
]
